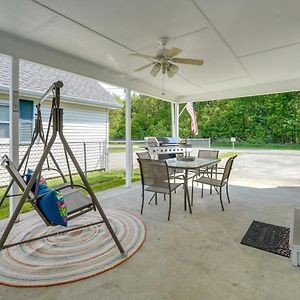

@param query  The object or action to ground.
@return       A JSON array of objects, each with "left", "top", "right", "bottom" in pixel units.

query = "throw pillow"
[{"left": 37, "top": 190, "right": 68, "bottom": 227}]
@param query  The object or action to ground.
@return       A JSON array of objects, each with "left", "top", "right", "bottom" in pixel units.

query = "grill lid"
[
  {"left": 156, "top": 137, "right": 180, "bottom": 145},
  {"left": 145, "top": 137, "right": 181, "bottom": 147}
]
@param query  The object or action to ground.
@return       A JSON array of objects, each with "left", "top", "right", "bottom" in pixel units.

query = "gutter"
[{"left": 0, "top": 86, "right": 122, "bottom": 109}]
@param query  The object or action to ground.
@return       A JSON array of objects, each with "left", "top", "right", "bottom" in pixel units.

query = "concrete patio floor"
[{"left": 1, "top": 152, "right": 300, "bottom": 300}]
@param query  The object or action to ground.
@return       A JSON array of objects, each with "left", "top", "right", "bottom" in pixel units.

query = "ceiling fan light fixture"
[
  {"left": 150, "top": 63, "right": 161, "bottom": 77},
  {"left": 133, "top": 38, "right": 203, "bottom": 80},
  {"left": 167, "top": 64, "right": 179, "bottom": 78}
]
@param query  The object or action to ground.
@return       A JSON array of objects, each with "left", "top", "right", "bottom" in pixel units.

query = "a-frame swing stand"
[
  {"left": 0, "top": 81, "right": 126, "bottom": 256},
  {"left": 0, "top": 103, "right": 67, "bottom": 208}
]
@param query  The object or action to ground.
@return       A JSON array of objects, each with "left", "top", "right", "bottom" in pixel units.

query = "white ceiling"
[{"left": 0, "top": 0, "right": 300, "bottom": 102}]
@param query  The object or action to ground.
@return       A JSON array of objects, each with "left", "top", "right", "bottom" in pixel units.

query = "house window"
[
  {"left": 0, "top": 100, "right": 34, "bottom": 143},
  {"left": 0, "top": 104, "right": 9, "bottom": 139}
]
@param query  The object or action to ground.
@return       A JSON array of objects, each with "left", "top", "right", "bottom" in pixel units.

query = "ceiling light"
[
  {"left": 150, "top": 63, "right": 161, "bottom": 77},
  {"left": 167, "top": 64, "right": 179, "bottom": 78}
]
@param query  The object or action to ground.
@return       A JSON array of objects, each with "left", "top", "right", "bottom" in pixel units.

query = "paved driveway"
[
  {"left": 230, "top": 152, "right": 300, "bottom": 188},
  {"left": 109, "top": 149, "right": 300, "bottom": 188}
]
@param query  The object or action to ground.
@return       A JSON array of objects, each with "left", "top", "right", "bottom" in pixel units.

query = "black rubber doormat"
[{"left": 241, "top": 220, "right": 290, "bottom": 257}]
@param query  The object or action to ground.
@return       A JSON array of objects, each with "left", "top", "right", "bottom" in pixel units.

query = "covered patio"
[
  {"left": 1, "top": 0, "right": 300, "bottom": 187},
  {"left": 0, "top": 0, "right": 300, "bottom": 299},
  {"left": 1, "top": 150, "right": 300, "bottom": 299}
]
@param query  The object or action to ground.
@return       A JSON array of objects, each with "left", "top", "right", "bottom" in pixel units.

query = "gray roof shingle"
[{"left": 0, "top": 54, "right": 121, "bottom": 108}]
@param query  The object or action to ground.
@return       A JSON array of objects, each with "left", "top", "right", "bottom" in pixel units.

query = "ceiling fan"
[{"left": 130, "top": 37, "right": 204, "bottom": 78}]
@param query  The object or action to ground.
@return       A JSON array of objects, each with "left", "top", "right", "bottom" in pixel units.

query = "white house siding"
[{"left": 41, "top": 101, "right": 108, "bottom": 142}]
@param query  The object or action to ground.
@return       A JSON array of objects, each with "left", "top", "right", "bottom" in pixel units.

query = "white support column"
[
  {"left": 106, "top": 108, "right": 110, "bottom": 170},
  {"left": 9, "top": 56, "right": 20, "bottom": 218},
  {"left": 171, "top": 102, "right": 175, "bottom": 136},
  {"left": 174, "top": 102, "right": 179, "bottom": 138},
  {"left": 125, "top": 88, "right": 132, "bottom": 187}
]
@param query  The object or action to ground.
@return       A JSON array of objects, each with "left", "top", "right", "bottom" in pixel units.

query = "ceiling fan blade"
[
  {"left": 172, "top": 58, "right": 204, "bottom": 66},
  {"left": 134, "top": 63, "right": 155, "bottom": 72},
  {"left": 129, "top": 52, "right": 157, "bottom": 60},
  {"left": 167, "top": 47, "right": 182, "bottom": 58}
]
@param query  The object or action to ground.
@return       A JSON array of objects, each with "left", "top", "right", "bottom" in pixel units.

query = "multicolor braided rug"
[{"left": 0, "top": 209, "right": 146, "bottom": 287}]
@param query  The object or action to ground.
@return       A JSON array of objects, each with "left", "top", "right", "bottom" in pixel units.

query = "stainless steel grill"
[{"left": 145, "top": 137, "right": 192, "bottom": 159}]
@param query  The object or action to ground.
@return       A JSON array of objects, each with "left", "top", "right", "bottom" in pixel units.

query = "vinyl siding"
[
  {"left": 0, "top": 98, "right": 108, "bottom": 143},
  {"left": 41, "top": 102, "right": 108, "bottom": 142}
]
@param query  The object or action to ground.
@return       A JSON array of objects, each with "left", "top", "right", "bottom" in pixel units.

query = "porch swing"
[{"left": 0, "top": 81, "right": 125, "bottom": 256}]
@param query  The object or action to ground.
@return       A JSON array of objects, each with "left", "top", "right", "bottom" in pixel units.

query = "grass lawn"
[
  {"left": 109, "top": 146, "right": 142, "bottom": 153},
  {"left": 0, "top": 168, "right": 141, "bottom": 220},
  {"left": 212, "top": 142, "right": 300, "bottom": 150},
  {"left": 109, "top": 147, "right": 126, "bottom": 153},
  {"left": 219, "top": 151, "right": 241, "bottom": 159}
]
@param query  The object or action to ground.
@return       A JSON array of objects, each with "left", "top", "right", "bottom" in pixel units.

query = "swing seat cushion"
[
  {"left": 25, "top": 169, "right": 37, "bottom": 192},
  {"left": 25, "top": 169, "right": 48, "bottom": 194},
  {"left": 37, "top": 190, "right": 68, "bottom": 227}
]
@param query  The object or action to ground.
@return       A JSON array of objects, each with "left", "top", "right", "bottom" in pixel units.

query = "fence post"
[
  {"left": 106, "top": 141, "right": 109, "bottom": 170},
  {"left": 208, "top": 138, "right": 211, "bottom": 149},
  {"left": 83, "top": 142, "right": 87, "bottom": 177}
]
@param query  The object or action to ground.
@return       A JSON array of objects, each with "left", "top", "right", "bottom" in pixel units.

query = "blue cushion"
[
  {"left": 25, "top": 169, "right": 48, "bottom": 195},
  {"left": 25, "top": 169, "right": 37, "bottom": 192},
  {"left": 37, "top": 190, "right": 68, "bottom": 227}
]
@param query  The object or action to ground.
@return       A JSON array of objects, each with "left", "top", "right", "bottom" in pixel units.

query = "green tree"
[
  {"left": 109, "top": 94, "right": 172, "bottom": 139},
  {"left": 109, "top": 91, "right": 300, "bottom": 144}
]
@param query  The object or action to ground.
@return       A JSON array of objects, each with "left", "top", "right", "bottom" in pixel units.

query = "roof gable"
[{"left": 0, "top": 54, "right": 121, "bottom": 108}]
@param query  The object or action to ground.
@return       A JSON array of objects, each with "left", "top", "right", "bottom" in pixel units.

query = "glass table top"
[{"left": 166, "top": 157, "right": 220, "bottom": 170}]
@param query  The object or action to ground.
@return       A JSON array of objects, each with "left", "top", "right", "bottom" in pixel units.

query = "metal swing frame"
[
  {"left": 0, "top": 81, "right": 126, "bottom": 255},
  {"left": 0, "top": 102, "right": 66, "bottom": 208}
]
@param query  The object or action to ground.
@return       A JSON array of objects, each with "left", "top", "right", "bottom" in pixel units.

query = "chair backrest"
[
  {"left": 137, "top": 158, "right": 170, "bottom": 189},
  {"left": 136, "top": 152, "right": 151, "bottom": 159},
  {"left": 222, "top": 155, "right": 237, "bottom": 183},
  {"left": 198, "top": 149, "right": 219, "bottom": 159}
]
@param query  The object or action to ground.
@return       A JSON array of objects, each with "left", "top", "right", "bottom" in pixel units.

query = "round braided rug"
[{"left": 0, "top": 209, "right": 146, "bottom": 287}]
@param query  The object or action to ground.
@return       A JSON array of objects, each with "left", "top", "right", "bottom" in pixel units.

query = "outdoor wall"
[
  {"left": 0, "top": 94, "right": 109, "bottom": 143},
  {"left": 41, "top": 101, "right": 108, "bottom": 143}
]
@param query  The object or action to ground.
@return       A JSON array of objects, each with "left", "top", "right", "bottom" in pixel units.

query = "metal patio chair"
[
  {"left": 190, "top": 149, "right": 220, "bottom": 174},
  {"left": 136, "top": 151, "right": 159, "bottom": 203},
  {"left": 136, "top": 152, "right": 152, "bottom": 159},
  {"left": 136, "top": 151, "right": 182, "bottom": 200},
  {"left": 198, "top": 149, "right": 219, "bottom": 160},
  {"left": 190, "top": 149, "right": 220, "bottom": 194},
  {"left": 191, "top": 155, "right": 237, "bottom": 211},
  {"left": 137, "top": 158, "right": 183, "bottom": 220},
  {"left": 197, "top": 149, "right": 219, "bottom": 173},
  {"left": 136, "top": 152, "right": 161, "bottom": 204}
]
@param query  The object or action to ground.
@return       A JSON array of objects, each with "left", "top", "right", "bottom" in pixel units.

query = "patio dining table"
[{"left": 166, "top": 157, "right": 221, "bottom": 214}]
